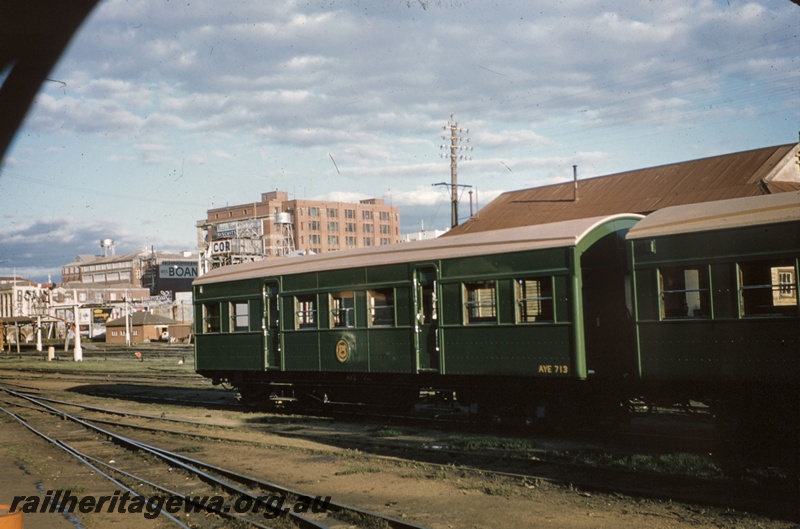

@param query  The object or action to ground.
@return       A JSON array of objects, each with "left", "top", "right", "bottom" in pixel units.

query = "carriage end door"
[
  {"left": 414, "top": 266, "right": 440, "bottom": 373},
  {"left": 263, "top": 281, "right": 281, "bottom": 370}
]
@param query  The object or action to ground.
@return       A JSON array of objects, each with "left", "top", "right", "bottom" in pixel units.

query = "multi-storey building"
[
  {"left": 59, "top": 246, "right": 198, "bottom": 330},
  {"left": 197, "top": 191, "right": 401, "bottom": 272},
  {"left": 61, "top": 248, "right": 197, "bottom": 301}
]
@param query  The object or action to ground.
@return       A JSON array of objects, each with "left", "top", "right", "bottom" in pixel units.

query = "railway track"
[
  {"left": 0, "top": 384, "right": 430, "bottom": 529},
  {"left": 2, "top": 385, "right": 798, "bottom": 523},
  {"left": 0, "top": 369, "right": 717, "bottom": 454}
]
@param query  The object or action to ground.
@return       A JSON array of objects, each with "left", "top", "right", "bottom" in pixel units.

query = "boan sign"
[{"left": 159, "top": 265, "right": 199, "bottom": 279}]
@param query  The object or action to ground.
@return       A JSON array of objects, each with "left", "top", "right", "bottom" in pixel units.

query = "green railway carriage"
[
  {"left": 193, "top": 214, "right": 642, "bottom": 415},
  {"left": 627, "top": 191, "right": 800, "bottom": 400}
]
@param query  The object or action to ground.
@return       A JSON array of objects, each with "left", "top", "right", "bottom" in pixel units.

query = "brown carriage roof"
[
  {"left": 448, "top": 143, "right": 800, "bottom": 236},
  {"left": 626, "top": 190, "right": 800, "bottom": 240},
  {"left": 195, "top": 214, "right": 642, "bottom": 285}
]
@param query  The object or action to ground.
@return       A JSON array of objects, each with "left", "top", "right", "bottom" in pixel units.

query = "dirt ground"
[
  {"left": 1, "top": 371, "right": 798, "bottom": 529},
  {"left": 5, "top": 416, "right": 786, "bottom": 529}
]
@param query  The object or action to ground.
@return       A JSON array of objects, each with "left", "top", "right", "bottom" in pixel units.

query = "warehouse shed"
[{"left": 449, "top": 142, "right": 800, "bottom": 235}]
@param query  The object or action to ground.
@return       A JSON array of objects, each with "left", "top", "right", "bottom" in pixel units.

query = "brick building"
[{"left": 197, "top": 191, "right": 401, "bottom": 271}]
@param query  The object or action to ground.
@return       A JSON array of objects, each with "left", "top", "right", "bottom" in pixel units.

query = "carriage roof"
[
  {"left": 195, "top": 213, "right": 642, "bottom": 285},
  {"left": 626, "top": 190, "right": 800, "bottom": 240}
]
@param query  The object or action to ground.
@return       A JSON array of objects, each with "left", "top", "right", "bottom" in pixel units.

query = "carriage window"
[
  {"left": 517, "top": 278, "right": 554, "bottom": 323},
  {"left": 202, "top": 303, "right": 221, "bottom": 333},
  {"left": 659, "top": 267, "right": 710, "bottom": 319},
  {"left": 295, "top": 295, "right": 318, "bottom": 329},
  {"left": 464, "top": 281, "right": 496, "bottom": 324},
  {"left": 739, "top": 260, "right": 797, "bottom": 317},
  {"left": 330, "top": 291, "right": 355, "bottom": 328},
  {"left": 230, "top": 301, "right": 249, "bottom": 332},
  {"left": 369, "top": 289, "right": 395, "bottom": 327}
]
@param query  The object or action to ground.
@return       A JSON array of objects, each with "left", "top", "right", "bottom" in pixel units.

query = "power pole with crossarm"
[{"left": 440, "top": 114, "right": 472, "bottom": 228}]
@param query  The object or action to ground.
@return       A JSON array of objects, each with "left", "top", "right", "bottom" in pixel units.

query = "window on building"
[
  {"left": 230, "top": 301, "right": 249, "bottom": 332},
  {"left": 659, "top": 267, "right": 710, "bottom": 319},
  {"left": 328, "top": 235, "right": 339, "bottom": 246},
  {"left": 517, "top": 278, "right": 554, "bottom": 323},
  {"left": 330, "top": 291, "right": 355, "bottom": 328},
  {"left": 380, "top": 224, "right": 390, "bottom": 234},
  {"left": 345, "top": 209, "right": 356, "bottom": 219},
  {"left": 739, "top": 260, "right": 798, "bottom": 317},
  {"left": 464, "top": 281, "right": 496, "bottom": 324},
  {"left": 309, "top": 220, "right": 320, "bottom": 231},
  {"left": 363, "top": 237, "right": 374, "bottom": 246},
  {"left": 380, "top": 211, "right": 390, "bottom": 221},
  {"left": 346, "top": 236, "right": 357, "bottom": 246},
  {"left": 327, "top": 208, "right": 338, "bottom": 218},
  {"left": 362, "top": 210, "right": 373, "bottom": 220},
  {"left": 369, "top": 289, "right": 394, "bottom": 326},
  {"left": 328, "top": 221, "right": 339, "bottom": 232},
  {"left": 364, "top": 224, "right": 373, "bottom": 233},
  {"left": 295, "top": 295, "right": 317, "bottom": 329},
  {"left": 345, "top": 222, "right": 356, "bottom": 233},
  {"left": 203, "top": 303, "right": 221, "bottom": 333}
]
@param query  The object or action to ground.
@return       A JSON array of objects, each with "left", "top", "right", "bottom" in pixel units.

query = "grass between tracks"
[{"left": 0, "top": 353, "right": 197, "bottom": 376}]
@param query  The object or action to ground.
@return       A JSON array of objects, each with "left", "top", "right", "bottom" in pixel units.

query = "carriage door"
[
  {"left": 414, "top": 266, "right": 440, "bottom": 373},
  {"left": 263, "top": 281, "right": 281, "bottom": 370}
]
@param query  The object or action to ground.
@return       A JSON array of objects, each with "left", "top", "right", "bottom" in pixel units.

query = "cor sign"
[{"left": 211, "top": 240, "right": 231, "bottom": 255}]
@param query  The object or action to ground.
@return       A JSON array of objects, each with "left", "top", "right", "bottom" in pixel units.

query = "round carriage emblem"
[{"left": 335, "top": 339, "right": 350, "bottom": 363}]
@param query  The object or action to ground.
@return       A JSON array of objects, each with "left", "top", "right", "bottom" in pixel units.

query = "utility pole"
[
  {"left": 73, "top": 292, "right": 82, "bottom": 361},
  {"left": 440, "top": 114, "right": 472, "bottom": 228}
]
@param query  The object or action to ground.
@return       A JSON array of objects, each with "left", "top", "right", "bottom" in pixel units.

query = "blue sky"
[{"left": 1, "top": 0, "right": 798, "bottom": 282}]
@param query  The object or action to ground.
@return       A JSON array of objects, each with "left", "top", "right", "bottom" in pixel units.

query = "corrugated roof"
[
  {"left": 448, "top": 143, "right": 800, "bottom": 235},
  {"left": 626, "top": 190, "right": 800, "bottom": 240},
  {"left": 195, "top": 214, "right": 642, "bottom": 285}
]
